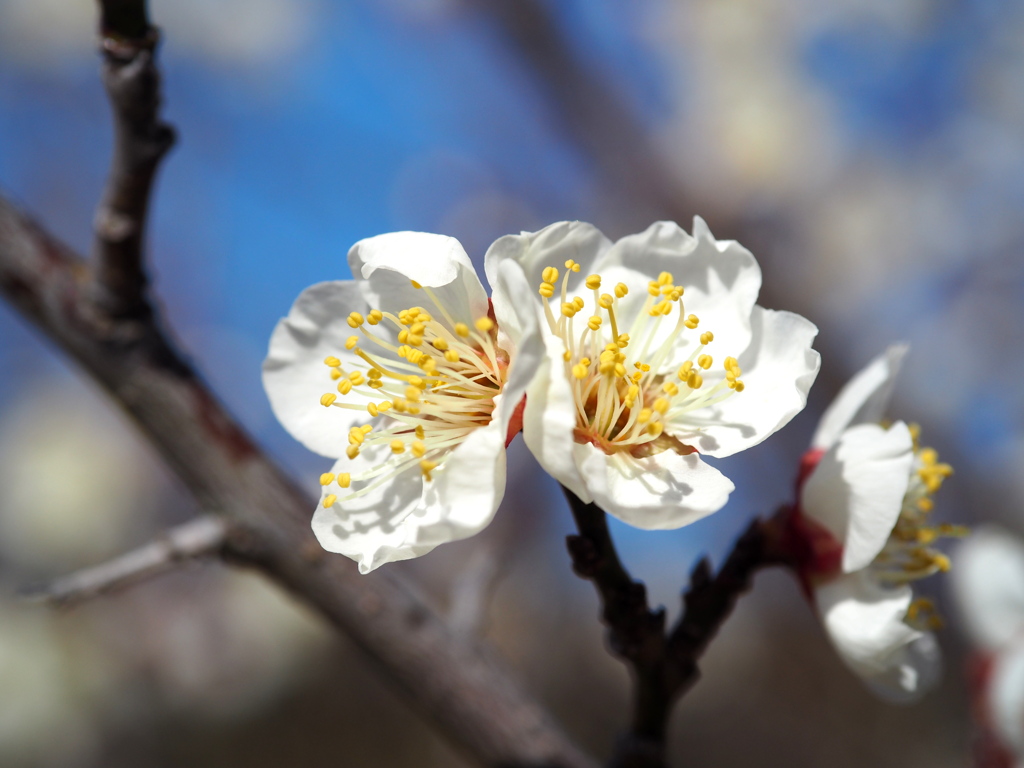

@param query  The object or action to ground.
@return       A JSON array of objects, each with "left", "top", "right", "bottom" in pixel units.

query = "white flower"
[
  {"left": 263, "top": 231, "right": 543, "bottom": 573},
  {"left": 484, "top": 218, "right": 820, "bottom": 529},
  {"left": 953, "top": 528, "right": 1024, "bottom": 766},
  {"left": 795, "top": 345, "right": 963, "bottom": 702}
]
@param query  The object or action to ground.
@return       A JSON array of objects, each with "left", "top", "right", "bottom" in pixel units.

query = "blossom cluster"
[{"left": 263, "top": 219, "right": 965, "bottom": 702}]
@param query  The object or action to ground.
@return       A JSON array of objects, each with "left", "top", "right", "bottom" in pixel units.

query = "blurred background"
[{"left": 1, "top": 0, "right": 1022, "bottom": 765}]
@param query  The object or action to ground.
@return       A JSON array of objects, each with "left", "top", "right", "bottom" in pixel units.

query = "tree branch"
[
  {"left": 91, "top": 0, "right": 175, "bottom": 319},
  {"left": 23, "top": 515, "right": 228, "bottom": 607},
  {"left": 563, "top": 489, "right": 785, "bottom": 768}
]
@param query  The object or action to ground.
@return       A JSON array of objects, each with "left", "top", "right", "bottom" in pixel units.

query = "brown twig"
[
  {"left": 0, "top": 2, "right": 595, "bottom": 764},
  {"left": 564, "top": 489, "right": 787, "bottom": 768},
  {"left": 91, "top": 0, "right": 175, "bottom": 319},
  {"left": 23, "top": 515, "right": 229, "bottom": 607}
]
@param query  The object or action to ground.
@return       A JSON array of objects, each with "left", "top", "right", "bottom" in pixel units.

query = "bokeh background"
[{"left": 1, "top": 0, "right": 1023, "bottom": 765}]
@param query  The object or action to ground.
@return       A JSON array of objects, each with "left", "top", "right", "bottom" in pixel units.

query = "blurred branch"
[
  {"left": 564, "top": 489, "right": 788, "bottom": 768},
  {"left": 23, "top": 515, "right": 228, "bottom": 607},
  {"left": 0, "top": 4, "right": 595, "bottom": 765},
  {"left": 449, "top": 545, "right": 503, "bottom": 637},
  {"left": 92, "top": 0, "right": 174, "bottom": 319}
]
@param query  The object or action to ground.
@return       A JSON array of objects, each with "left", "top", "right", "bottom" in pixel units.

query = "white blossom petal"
[
  {"left": 489, "top": 259, "right": 538, "bottom": 356},
  {"left": 801, "top": 422, "right": 914, "bottom": 573},
  {"left": 990, "top": 640, "right": 1024, "bottom": 760},
  {"left": 573, "top": 443, "right": 734, "bottom": 529},
  {"left": 312, "top": 446, "right": 437, "bottom": 573},
  {"left": 815, "top": 571, "right": 941, "bottom": 703},
  {"left": 263, "top": 281, "right": 374, "bottom": 458},
  {"left": 594, "top": 218, "right": 762, "bottom": 364},
  {"left": 349, "top": 231, "right": 489, "bottom": 326},
  {"left": 953, "top": 527, "right": 1024, "bottom": 650},
  {"left": 523, "top": 328, "right": 591, "bottom": 502},
  {"left": 679, "top": 306, "right": 820, "bottom": 458},
  {"left": 811, "top": 345, "right": 907, "bottom": 450},
  {"left": 484, "top": 221, "right": 612, "bottom": 298}
]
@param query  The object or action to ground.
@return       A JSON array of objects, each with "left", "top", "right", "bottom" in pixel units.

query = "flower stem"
[{"left": 562, "top": 487, "right": 792, "bottom": 768}]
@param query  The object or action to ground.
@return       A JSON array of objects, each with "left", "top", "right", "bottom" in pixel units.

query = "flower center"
[
  {"left": 316, "top": 282, "right": 505, "bottom": 509},
  {"left": 537, "top": 261, "right": 745, "bottom": 457},
  {"left": 873, "top": 425, "right": 965, "bottom": 629}
]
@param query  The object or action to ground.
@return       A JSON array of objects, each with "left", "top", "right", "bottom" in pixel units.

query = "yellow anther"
[
  {"left": 684, "top": 314, "right": 700, "bottom": 329},
  {"left": 330, "top": 368, "right": 343, "bottom": 380},
  {"left": 934, "top": 553, "right": 951, "bottom": 572},
  {"left": 348, "top": 427, "right": 365, "bottom": 445},
  {"left": 542, "top": 266, "right": 559, "bottom": 283},
  {"left": 346, "top": 445, "right": 360, "bottom": 460},
  {"left": 337, "top": 380, "right": 353, "bottom": 396},
  {"left": 347, "top": 312, "right": 364, "bottom": 328},
  {"left": 653, "top": 397, "right": 670, "bottom": 415},
  {"left": 698, "top": 354, "right": 713, "bottom": 370},
  {"left": 342, "top": 337, "right": 357, "bottom": 351},
  {"left": 614, "top": 363, "right": 626, "bottom": 377},
  {"left": 539, "top": 283, "right": 555, "bottom": 298},
  {"left": 368, "top": 380, "right": 384, "bottom": 390},
  {"left": 563, "top": 350, "right": 572, "bottom": 362},
  {"left": 561, "top": 302, "right": 577, "bottom": 318},
  {"left": 444, "top": 350, "right": 460, "bottom": 363},
  {"left": 733, "top": 381, "right": 745, "bottom": 393},
  {"left": 687, "top": 372, "right": 703, "bottom": 390},
  {"left": 415, "top": 425, "right": 425, "bottom": 439},
  {"left": 564, "top": 259, "right": 580, "bottom": 272},
  {"left": 406, "top": 376, "right": 425, "bottom": 388},
  {"left": 360, "top": 424, "right": 372, "bottom": 434},
  {"left": 323, "top": 494, "right": 338, "bottom": 508},
  {"left": 666, "top": 288, "right": 683, "bottom": 301},
  {"left": 615, "top": 282, "right": 628, "bottom": 299},
  {"left": 700, "top": 331, "right": 714, "bottom": 345},
  {"left": 348, "top": 371, "right": 365, "bottom": 386},
  {"left": 320, "top": 393, "right": 337, "bottom": 406},
  {"left": 393, "top": 398, "right": 408, "bottom": 412},
  {"left": 648, "top": 281, "right": 661, "bottom": 297},
  {"left": 367, "top": 309, "right": 383, "bottom": 325},
  {"left": 337, "top": 473, "right": 351, "bottom": 488},
  {"left": 572, "top": 362, "right": 589, "bottom": 379},
  {"left": 917, "top": 528, "right": 938, "bottom": 545},
  {"left": 588, "top": 315, "right": 602, "bottom": 331},
  {"left": 598, "top": 293, "right": 613, "bottom": 309},
  {"left": 662, "top": 381, "right": 679, "bottom": 397},
  {"left": 367, "top": 368, "right": 382, "bottom": 380},
  {"left": 408, "top": 405, "right": 421, "bottom": 415},
  {"left": 324, "top": 356, "right": 341, "bottom": 367},
  {"left": 367, "top": 403, "right": 379, "bottom": 417},
  {"left": 391, "top": 439, "right": 405, "bottom": 454},
  {"left": 919, "top": 448, "right": 938, "bottom": 465},
  {"left": 407, "top": 335, "right": 423, "bottom": 347},
  {"left": 573, "top": 296, "right": 585, "bottom": 310},
  {"left": 917, "top": 497, "right": 934, "bottom": 512},
  {"left": 638, "top": 408, "right": 652, "bottom": 424},
  {"left": 647, "top": 421, "right": 664, "bottom": 437},
  {"left": 398, "top": 329, "right": 409, "bottom": 344},
  {"left": 409, "top": 322, "right": 426, "bottom": 336},
  {"left": 585, "top": 274, "right": 602, "bottom": 290},
  {"left": 320, "top": 473, "right": 335, "bottom": 486},
  {"left": 405, "top": 386, "right": 421, "bottom": 402},
  {"left": 432, "top": 338, "right": 449, "bottom": 351},
  {"left": 412, "top": 441, "right": 427, "bottom": 458},
  {"left": 625, "top": 384, "right": 639, "bottom": 404},
  {"left": 475, "top": 317, "right": 494, "bottom": 332},
  {"left": 378, "top": 401, "right": 392, "bottom": 413},
  {"left": 410, "top": 279, "right": 422, "bottom": 289},
  {"left": 678, "top": 361, "right": 693, "bottom": 380},
  {"left": 657, "top": 271, "right": 673, "bottom": 286},
  {"left": 420, "top": 459, "right": 439, "bottom": 478}
]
